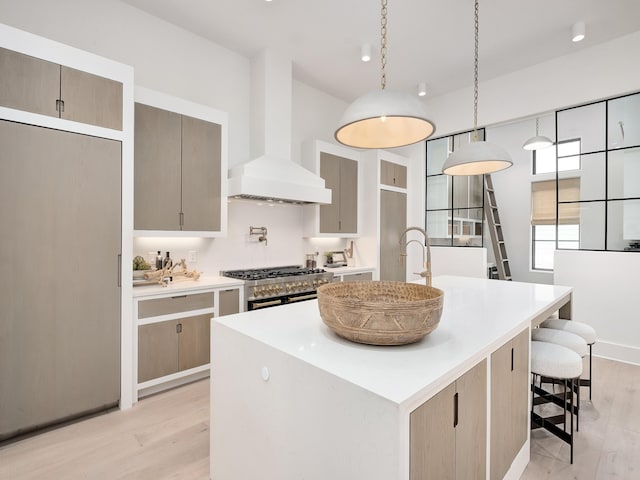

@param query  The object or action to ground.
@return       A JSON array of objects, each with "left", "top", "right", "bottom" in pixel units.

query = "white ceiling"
[{"left": 123, "top": 0, "right": 640, "bottom": 103}]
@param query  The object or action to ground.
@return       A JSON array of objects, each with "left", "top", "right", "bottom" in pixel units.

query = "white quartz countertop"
[
  {"left": 132, "top": 275, "right": 244, "bottom": 298},
  {"left": 214, "top": 275, "right": 572, "bottom": 407}
]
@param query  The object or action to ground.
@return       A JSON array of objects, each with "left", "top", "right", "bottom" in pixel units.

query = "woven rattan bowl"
[{"left": 316, "top": 281, "right": 444, "bottom": 346}]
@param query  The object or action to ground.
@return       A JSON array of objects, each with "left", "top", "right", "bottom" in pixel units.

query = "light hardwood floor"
[{"left": 1, "top": 356, "right": 638, "bottom": 480}]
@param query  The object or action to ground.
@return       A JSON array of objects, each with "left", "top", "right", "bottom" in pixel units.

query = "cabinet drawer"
[
  {"left": 342, "top": 272, "right": 373, "bottom": 282},
  {"left": 138, "top": 292, "right": 214, "bottom": 319}
]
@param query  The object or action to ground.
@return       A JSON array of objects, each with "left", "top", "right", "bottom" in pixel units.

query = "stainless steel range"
[{"left": 221, "top": 265, "right": 334, "bottom": 310}]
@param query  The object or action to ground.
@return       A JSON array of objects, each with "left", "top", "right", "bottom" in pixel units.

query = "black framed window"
[{"left": 426, "top": 129, "right": 485, "bottom": 247}]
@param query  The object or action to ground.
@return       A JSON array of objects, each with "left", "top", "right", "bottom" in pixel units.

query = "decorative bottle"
[
  {"left": 155, "top": 251, "right": 163, "bottom": 270},
  {"left": 163, "top": 251, "right": 173, "bottom": 269}
]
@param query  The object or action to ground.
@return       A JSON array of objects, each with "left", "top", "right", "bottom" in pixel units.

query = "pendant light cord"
[
  {"left": 535, "top": 117, "right": 540, "bottom": 135},
  {"left": 380, "top": 0, "right": 387, "bottom": 90},
  {"left": 472, "top": 0, "right": 479, "bottom": 141}
]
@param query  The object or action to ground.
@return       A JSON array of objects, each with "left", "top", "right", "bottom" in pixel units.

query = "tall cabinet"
[
  {"left": 0, "top": 36, "right": 129, "bottom": 441},
  {"left": 378, "top": 154, "right": 408, "bottom": 282}
]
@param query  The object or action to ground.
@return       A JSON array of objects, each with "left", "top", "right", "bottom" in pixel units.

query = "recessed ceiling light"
[
  {"left": 417, "top": 82, "right": 427, "bottom": 97},
  {"left": 572, "top": 21, "right": 585, "bottom": 42}
]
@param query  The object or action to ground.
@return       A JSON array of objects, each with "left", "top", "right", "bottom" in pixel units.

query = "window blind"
[{"left": 531, "top": 178, "right": 580, "bottom": 225}]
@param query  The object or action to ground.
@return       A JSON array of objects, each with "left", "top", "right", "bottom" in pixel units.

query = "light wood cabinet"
[
  {"left": 0, "top": 119, "right": 121, "bottom": 440},
  {"left": 137, "top": 292, "right": 215, "bottom": 384},
  {"left": 380, "top": 159, "right": 407, "bottom": 188},
  {"left": 490, "top": 328, "right": 530, "bottom": 480},
  {"left": 341, "top": 272, "right": 373, "bottom": 282},
  {"left": 319, "top": 152, "right": 358, "bottom": 234},
  {"left": 302, "top": 140, "right": 361, "bottom": 237},
  {"left": 134, "top": 102, "right": 222, "bottom": 233},
  {"left": 380, "top": 189, "right": 407, "bottom": 281},
  {"left": 410, "top": 359, "right": 487, "bottom": 480},
  {"left": 219, "top": 288, "right": 241, "bottom": 316},
  {"left": 0, "top": 47, "right": 123, "bottom": 130}
]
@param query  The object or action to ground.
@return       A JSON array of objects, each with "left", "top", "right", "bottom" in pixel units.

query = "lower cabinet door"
[
  {"left": 410, "top": 359, "right": 487, "bottom": 480},
  {"left": 179, "top": 314, "right": 211, "bottom": 371},
  {"left": 455, "top": 359, "right": 487, "bottom": 480},
  {"left": 219, "top": 288, "right": 240, "bottom": 316},
  {"left": 410, "top": 383, "right": 456, "bottom": 480},
  {"left": 138, "top": 320, "right": 179, "bottom": 383},
  {"left": 490, "top": 328, "right": 529, "bottom": 480}
]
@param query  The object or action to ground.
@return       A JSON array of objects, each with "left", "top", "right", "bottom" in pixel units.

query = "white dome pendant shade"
[
  {"left": 523, "top": 117, "right": 553, "bottom": 151},
  {"left": 335, "top": 90, "right": 435, "bottom": 149},
  {"left": 442, "top": 0, "right": 512, "bottom": 176},
  {"left": 335, "top": 0, "right": 436, "bottom": 149},
  {"left": 443, "top": 140, "right": 512, "bottom": 176}
]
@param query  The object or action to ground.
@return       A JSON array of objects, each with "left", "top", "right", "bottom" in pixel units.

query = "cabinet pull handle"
[
  {"left": 511, "top": 347, "right": 514, "bottom": 372},
  {"left": 56, "top": 99, "right": 65, "bottom": 113},
  {"left": 453, "top": 392, "right": 459, "bottom": 428},
  {"left": 179, "top": 212, "right": 184, "bottom": 227},
  {"left": 117, "top": 254, "right": 121, "bottom": 287},
  {"left": 176, "top": 323, "right": 183, "bottom": 334},
  {"left": 171, "top": 295, "right": 187, "bottom": 300}
]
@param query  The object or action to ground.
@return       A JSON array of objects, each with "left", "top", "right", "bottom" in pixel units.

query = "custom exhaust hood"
[{"left": 227, "top": 50, "right": 332, "bottom": 205}]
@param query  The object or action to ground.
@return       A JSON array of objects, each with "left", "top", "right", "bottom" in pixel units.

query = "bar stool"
[
  {"left": 531, "top": 328, "right": 587, "bottom": 430},
  {"left": 541, "top": 318, "right": 596, "bottom": 399},
  {"left": 530, "top": 341, "right": 582, "bottom": 464}
]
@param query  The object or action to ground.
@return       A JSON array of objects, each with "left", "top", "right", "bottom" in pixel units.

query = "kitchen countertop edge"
[{"left": 132, "top": 275, "right": 244, "bottom": 298}]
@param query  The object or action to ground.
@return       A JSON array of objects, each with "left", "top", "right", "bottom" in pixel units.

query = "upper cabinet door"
[
  {"left": 134, "top": 103, "right": 182, "bottom": 231},
  {"left": 60, "top": 66, "right": 123, "bottom": 130},
  {"left": 0, "top": 47, "right": 60, "bottom": 118},
  {"left": 133, "top": 88, "right": 228, "bottom": 237},
  {"left": 319, "top": 152, "right": 342, "bottom": 233},
  {"left": 0, "top": 47, "right": 123, "bottom": 130},
  {"left": 181, "top": 114, "right": 222, "bottom": 232},
  {"left": 380, "top": 159, "right": 407, "bottom": 188},
  {"left": 339, "top": 157, "right": 358, "bottom": 234}
]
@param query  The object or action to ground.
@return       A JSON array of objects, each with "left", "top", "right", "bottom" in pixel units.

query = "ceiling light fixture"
[
  {"left": 442, "top": 0, "right": 512, "bottom": 176},
  {"left": 361, "top": 43, "right": 371, "bottom": 62},
  {"left": 572, "top": 21, "right": 585, "bottom": 42},
  {"left": 335, "top": 0, "right": 435, "bottom": 149},
  {"left": 417, "top": 82, "right": 427, "bottom": 97},
  {"left": 523, "top": 117, "right": 553, "bottom": 150}
]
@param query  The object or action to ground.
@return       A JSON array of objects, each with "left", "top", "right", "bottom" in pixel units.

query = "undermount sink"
[{"left": 316, "top": 281, "right": 444, "bottom": 346}]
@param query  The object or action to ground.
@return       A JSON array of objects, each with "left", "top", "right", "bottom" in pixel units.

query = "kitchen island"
[{"left": 210, "top": 276, "right": 572, "bottom": 480}]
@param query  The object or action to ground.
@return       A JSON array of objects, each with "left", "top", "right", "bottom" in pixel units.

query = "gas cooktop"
[{"left": 221, "top": 265, "right": 326, "bottom": 281}]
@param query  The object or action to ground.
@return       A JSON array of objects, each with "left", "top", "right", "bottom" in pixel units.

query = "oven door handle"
[
  {"left": 287, "top": 293, "right": 317, "bottom": 303},
  {"left": 250, "top": 299, "right": 284, "bottom": 309}
]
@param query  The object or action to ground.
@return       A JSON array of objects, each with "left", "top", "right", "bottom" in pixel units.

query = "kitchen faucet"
[{"left": 399, "top": 226, "right": 433, "bottom": 286}]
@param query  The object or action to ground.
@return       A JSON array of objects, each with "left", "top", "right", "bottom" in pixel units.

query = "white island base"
[{"left": 210, "top": 276, "right": 572, "bottom": 480}]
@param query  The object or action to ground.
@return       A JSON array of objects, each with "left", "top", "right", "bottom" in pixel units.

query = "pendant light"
[
  {"left": 522, "top": 117, "right": 553, "bottom": 151},
  {"left": 335, "top": 0, "right": 435, "bottom": 149},
  {"left": 442, "top": 0, "right": 512, "bottom": 176}
]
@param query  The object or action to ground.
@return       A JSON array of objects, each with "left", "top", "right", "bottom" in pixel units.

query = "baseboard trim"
[{"left": 594, "top": 340, "right": 640, "bottom": 366}]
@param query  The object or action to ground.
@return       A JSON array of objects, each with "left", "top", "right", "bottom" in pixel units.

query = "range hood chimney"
[{"left": 228, "top": 50, "right": 332, "bottom": 204}]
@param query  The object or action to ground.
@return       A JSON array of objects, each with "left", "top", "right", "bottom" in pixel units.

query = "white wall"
[
  {"left": 554, "top": 250, "right": 640, "bottom": 365},
  {"left": 1, "top": 0, "right": 378, "bottom": 276},
  {"left": 0, "top": 0, "right": 252, "bottom": 168},
  {"left": 426, "top": 31, "right": 640, "bottom": 137}
]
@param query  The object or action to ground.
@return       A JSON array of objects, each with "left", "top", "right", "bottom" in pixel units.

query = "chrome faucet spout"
[{"left": 398, "top": 226, "right": 433, "bottom": 286}]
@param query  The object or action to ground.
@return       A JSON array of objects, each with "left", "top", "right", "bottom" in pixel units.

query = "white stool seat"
[
  {"left": 532, "top": 328, "right": 588, "bottom": 358},
  {"left": 540, "top": 318, "right": 596, "bottom": 345},
  {"left": 531, "top": 341, "right": 583, "bottom": 379}
]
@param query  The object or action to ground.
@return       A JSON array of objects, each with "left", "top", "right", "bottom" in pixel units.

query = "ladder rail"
[{"left": 484, "top": 174, "right": 512, "bottom": 280}]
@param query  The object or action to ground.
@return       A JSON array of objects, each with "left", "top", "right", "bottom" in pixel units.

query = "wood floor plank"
[{"left": 0, "top": 357, "right": 638, "bottom": 480}]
